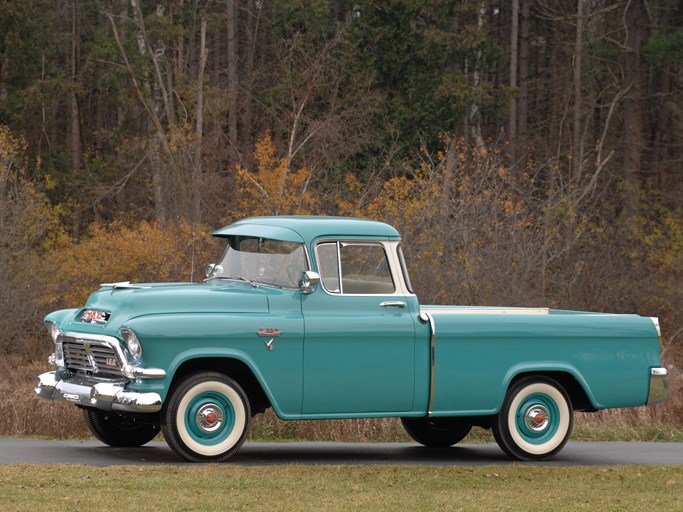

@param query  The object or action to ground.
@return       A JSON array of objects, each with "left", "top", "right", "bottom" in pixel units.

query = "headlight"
[
  {"left": 44, "top": 321, "right": 64, "bottom": 367},
  {"left": 44, "top": 321, "right": 61, "bottom": 344},
  {"left": 120, "top": 327, "right": 142, "bottom": 361}
]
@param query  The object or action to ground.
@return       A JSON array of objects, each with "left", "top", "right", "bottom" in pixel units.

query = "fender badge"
[
  {"left": 265, "top": 339, "right": 274, "bottom": 351},
  {"left": 258, "top": 328, "right": 281, "bottom": 337}
]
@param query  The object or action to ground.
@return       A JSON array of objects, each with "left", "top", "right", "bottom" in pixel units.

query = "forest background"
[{"left": 0, "top": 0, "right": 681, "bottom": 438}]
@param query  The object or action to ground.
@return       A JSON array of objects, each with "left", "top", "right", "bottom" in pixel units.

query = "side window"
[
  {"left": 317, "top": 242, "right": 341, "bottom": 293},
  {"left": 316, "top": 242, "right": 395, "bottom": 295},
  {"left": 397, "top": 244, "right": 413, "bottom": 294}
]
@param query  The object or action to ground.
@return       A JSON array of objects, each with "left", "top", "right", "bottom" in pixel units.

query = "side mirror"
[
  {"left": 300, "top": 271, "right": 320, "bottom": 294},
  {"left": 205, "top": 264, "right": 224, "bottom": 279}
]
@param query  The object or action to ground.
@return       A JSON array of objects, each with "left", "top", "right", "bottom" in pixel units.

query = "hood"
[{"left": 52, "top": 282, "right": 271, "bottom": 335}]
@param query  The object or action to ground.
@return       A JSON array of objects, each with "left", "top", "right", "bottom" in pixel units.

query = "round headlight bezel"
[
  {"left": 120, "top": 327, "right": 143, "bottom": 361},
  {"left": 44, "top": 320, "right": 62, "bottom": 344}
]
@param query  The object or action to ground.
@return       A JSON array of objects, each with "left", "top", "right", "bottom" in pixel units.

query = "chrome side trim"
[
  {"left": 419, "top": 312, "right": 436, "bottom": 417},
  {"left": 421, "top": 307, "right": 549, "bottom": 315},
  {"left": 35, "top": 371, "right": 162, "bottom": 413},
  {"left": 646, "top": 367, "right": 668, "bottom": 406},
  {"left": 121, "top": 364, "right": 167, "bottom": 379},
  {"left": 650, "top": 317, "right": 661, "bottom": 337},
  {"left": 650, "top": 317, "right": 664, "bottom": 351}
]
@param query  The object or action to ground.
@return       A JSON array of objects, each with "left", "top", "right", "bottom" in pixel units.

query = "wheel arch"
[
  {"left": 168, "top": 357, "right": 271, "bottom": 416},
  {"left": 506, "top": 370, "right": 595, "bottom": 412}
]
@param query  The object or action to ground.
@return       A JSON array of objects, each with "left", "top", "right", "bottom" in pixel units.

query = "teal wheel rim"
[
  {"left": 184, "top": 391, "right": 236, "bottom": 446},
  {"left": 514, "top": 392, "right": 560, "bottom": 445}
]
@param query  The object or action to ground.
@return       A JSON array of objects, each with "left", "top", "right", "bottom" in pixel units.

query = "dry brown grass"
[
  {"left": 572, "top": 364, "right": 683, "bottom": 441},
  {"left": 249, "top": 411, "right": 411, "bottom": 442},
  {"left": 3, "top": 356, "right": 680, "bottom": 441},
  {"left": 0, "top": 357, "right": 88, "bottom": 438}
]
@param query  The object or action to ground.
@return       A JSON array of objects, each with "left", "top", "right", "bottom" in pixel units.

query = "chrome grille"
[{"left": 62, "top": 336, "right": 123, "bottom": 378}]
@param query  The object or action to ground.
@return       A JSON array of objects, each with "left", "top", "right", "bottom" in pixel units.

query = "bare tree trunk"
[
  {"left": 518, "top": 0, "right": 529, "bottom": 143},
  {"left": 0, "top": 55, "right": 8, "bottom": 103},
  {"left": 227, "top": 0, "right": 239, "bottom": 162},
  {"left": 509, "top": 0, "right": 519, "bottom": 156},
  {"left": 106, "top": 6, "right": 178, "bottom": 221},
  {"left": 622, "top": 0, "right": 644, "bottom": 220},
  {"left": 148, "top": 137, "right": 167, "bottom": 221},
  {"left": 468, "top": 1, "right": 486, "bottom": 147},
  {"left": 175, "top": 0, "right": 185, "bottom": 88},
  {"left": 242, "top": 0, "right": 264, "bottom": 151},
  {"left": 652, "top": 65, "right": 670, "bottom": 195},
  {"left": 131, "top": 0, "right": 174, "bottom": 125},
  {"left": 68, "top": 0, "right": 83, "bottom": 235},
  {"left": 69, "top": 0, "right": 82, "bottom": 173},
  {"left": 572, "top": 0, "right": 584, "bottom": 180},
  {"left": 194, "top": 17, "right": 208, "bottom": 224},
  {"left": 116, "top": 0, "right": 128, "bottom": 130}
]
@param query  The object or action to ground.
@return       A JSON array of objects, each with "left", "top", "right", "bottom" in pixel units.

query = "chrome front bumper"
[
  {"left": 35, "top": 371, "right": 163, "bottom": 413},
  {"left": 646, "top": 367, "right": 668, "bottom": 406}
]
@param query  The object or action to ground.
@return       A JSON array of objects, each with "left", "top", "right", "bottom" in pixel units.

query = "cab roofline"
[{"left": 212, "top": 216, "right": 401, "bottom": 243}]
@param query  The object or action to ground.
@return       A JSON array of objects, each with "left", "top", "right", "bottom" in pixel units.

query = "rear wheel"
[
  {"left": 493, "top": 376, "right": 573, "bottom": 460},
  {"left": 83, "top": 409, "right": 160, "bottom": 447},
  {"left": 162, "top": 372, "right": 251, "bottom": 462},
  {"left": 401, "top": 417, "right": 472, "bottom": 447}
]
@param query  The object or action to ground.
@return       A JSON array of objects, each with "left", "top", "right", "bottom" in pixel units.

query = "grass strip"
[{"left": 0, "top": 464, "right": 681, "bottom": 511}]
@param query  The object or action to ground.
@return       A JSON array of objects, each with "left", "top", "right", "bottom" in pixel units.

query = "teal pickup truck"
[{"left": 35, "top": 216, "right": 668, "bottom": 462}]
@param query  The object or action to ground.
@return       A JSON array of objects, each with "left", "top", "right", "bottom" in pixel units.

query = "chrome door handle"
[{"left": 380, "top": 301, "right": 407, "bottom": 308}]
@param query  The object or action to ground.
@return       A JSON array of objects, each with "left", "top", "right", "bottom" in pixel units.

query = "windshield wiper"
[{"left": 212, "top": 275, "right": 259, "bottom": 287}]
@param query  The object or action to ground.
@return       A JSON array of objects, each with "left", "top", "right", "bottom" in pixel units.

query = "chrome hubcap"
[
  {"left": 196, "top": 404, "right": 224, "bottom": 433},
  {"left": 524, "top": 405, "right": 551, "bottom": 432}
]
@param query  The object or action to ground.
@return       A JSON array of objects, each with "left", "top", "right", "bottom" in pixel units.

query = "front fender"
[
  {"left": 164, "top": 347, "right": 298, "bottom": 419},
  {"left": 119, "top": 313, "right": 305, "bottom": 419}
]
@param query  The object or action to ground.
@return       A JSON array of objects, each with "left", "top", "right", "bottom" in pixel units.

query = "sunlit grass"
[{"left": 0, "top": 465, "right": 681, "bottom": 512}]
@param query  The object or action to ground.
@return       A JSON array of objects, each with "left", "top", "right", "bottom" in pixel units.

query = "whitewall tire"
[
  {"left": 493, "top": 376, "right": 573, "bottom": 461},
  {"left": 162, "top": 372, "right": 250, "bottom": 462}
]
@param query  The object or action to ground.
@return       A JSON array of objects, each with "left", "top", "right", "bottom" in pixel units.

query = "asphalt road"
[{"left": 0, "top": 439, "right": 681, "bottom": 466}]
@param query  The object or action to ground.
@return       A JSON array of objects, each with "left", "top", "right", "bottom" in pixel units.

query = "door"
[{"left": 302, "top": 241, "right": 416, "bottom": 415}]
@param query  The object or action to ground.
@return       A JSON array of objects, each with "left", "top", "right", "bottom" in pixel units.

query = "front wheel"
[
  {"left": 401, "top": 417, "right": 472, "bottom": 447},
  {"left": 162, "top": 372, "right": 251, "bottom": 462},
  {"left": 493, "top": 376, "right": 573, "bottom": 461},
  {"left": 83, "top": 409, "right": 160, "bottom": 447}
]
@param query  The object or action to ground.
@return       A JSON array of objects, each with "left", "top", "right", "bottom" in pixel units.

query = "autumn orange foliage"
[
  {"left": 41, "top": 220, "right": 219, "bottom": 309},
  {"left": 235, "top": 132, "right": 318, "bottom": 217},
  {"left": 338, "top": 138, "right": 540, "bottom": 305}
]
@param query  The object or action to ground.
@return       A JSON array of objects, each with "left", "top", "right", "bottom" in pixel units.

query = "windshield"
[{"left": 212, "top": 237, "right": 307, "bottom": 288}]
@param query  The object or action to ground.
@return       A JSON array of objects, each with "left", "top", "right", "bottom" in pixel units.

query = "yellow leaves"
[
  {"left": 344, "top": 137, "right": 523, "bottom": 238},
  {"left": 0, "top": 124, "right": 28, "bottom": 163},
  {"left": 236, "top": 132, "right": 317, "bottom": 217},
  {"left": 631, "top": 208, "right": 683, "bottom": 273},
  {"left": 1, "top": 126, "right": 23, "bottom": 190},
  {"left": 43, "top": 174, "right": 57, "bottom": 191},
  {"left": 344, "top": 174, "right": 364, "bottom": 196},
  {"left": 41, "top": 220, "right": 216, "bottom": 308},
  {"left": 0, "top": 125, "right": 64, "bottom": 254},
  {"left": 166, "top": 123, "right": 197, "bottom": 154},
  {"left": 252, "top": 132, "right": 278, "bottom": 172}
]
